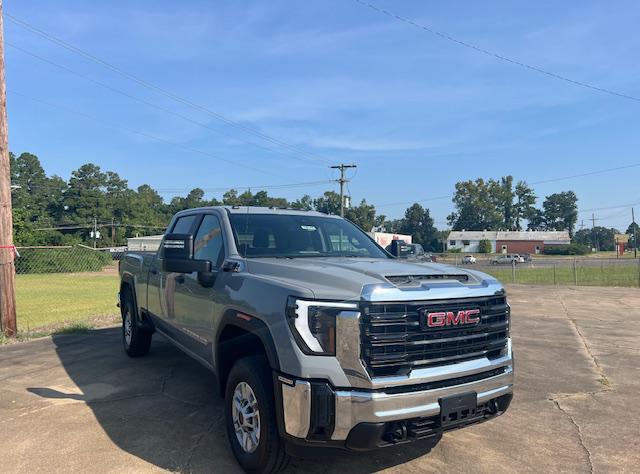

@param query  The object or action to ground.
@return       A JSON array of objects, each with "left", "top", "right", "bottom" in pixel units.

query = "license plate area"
[{"left": 439, "top": 392, "right": 478, "bottom": 427}]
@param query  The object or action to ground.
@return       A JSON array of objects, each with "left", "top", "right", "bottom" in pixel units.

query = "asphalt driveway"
[{"left": 1, "top": 285, "right": 638, "bottom": 473}]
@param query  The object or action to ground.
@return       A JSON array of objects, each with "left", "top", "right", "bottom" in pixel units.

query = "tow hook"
[{"left": 384, "top": 421, "right": 408, "bottom": 443}]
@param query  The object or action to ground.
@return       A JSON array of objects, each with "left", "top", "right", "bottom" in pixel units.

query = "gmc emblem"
[{"left": 424, "top": 309, "right": 481, "bottom": 328}]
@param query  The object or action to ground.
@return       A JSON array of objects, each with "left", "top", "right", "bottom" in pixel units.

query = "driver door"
[{"left": 171, "top": 213, "right": 226, "bottom": 361}]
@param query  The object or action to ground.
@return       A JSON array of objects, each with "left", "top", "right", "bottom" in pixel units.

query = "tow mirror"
[{"left": 161, "top": 233, "right": 212, "bottom": 273}]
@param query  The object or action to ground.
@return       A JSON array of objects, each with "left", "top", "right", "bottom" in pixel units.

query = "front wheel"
[{"left": 224, "top": 356, "right": 290, "bottom": 473}]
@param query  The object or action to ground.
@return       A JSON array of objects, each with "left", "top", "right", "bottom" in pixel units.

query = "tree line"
[
  {"left": 446, "top": 176, "right": 580, "bottom": 235},
  {"left": 9, "top": 152, "right": 637, "bottom": 251}
]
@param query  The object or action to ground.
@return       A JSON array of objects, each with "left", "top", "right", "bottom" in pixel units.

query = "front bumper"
[{"left": 276, "top": 353, "right": 514, "bottom": 450}]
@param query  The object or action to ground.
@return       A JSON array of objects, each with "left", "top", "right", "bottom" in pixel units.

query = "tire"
[
  {"left": 225, "top": 356, "right": 290, "bottom": 474},
  {"left": 121, "top": 289, "right": 152, "bottom": 357}
]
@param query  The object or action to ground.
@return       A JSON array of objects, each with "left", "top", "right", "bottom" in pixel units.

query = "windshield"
[{"left": 229, "top": 213, "right": 389, "bottom": 259}]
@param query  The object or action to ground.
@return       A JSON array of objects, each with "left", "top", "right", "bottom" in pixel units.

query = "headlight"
[{"left": 286, "top": 297, "right": 358, "bottom": 356}]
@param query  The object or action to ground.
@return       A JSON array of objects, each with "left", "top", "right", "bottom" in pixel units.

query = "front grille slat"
[
  {"left": 367, "top": 327, "right": 508, "bottom": 348},
  {"left": 361, "top": 295, "right": 510, "bottom": 377}
]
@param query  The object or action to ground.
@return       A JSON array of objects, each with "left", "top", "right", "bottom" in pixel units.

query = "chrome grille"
[{"left": 360, "top": 295, "right": 509, "bottom": 377}]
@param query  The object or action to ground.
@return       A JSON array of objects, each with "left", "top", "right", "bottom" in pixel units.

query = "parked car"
[
  {"left": 462, "top": 255, "right": 477, "bottom": 264},
  {"left": 119, "top": 207, "right": 514, "bottom": 472},
  {"left": 491, "top": 254, "right": 522, "bottom": 265}
]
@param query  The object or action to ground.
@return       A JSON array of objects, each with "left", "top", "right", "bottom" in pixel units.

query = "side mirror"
[{"left": 161, "top": 233, "right": 212, "bottom": 273}]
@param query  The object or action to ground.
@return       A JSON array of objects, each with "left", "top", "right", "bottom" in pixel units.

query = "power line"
[
  {"left": 154, "top": 180, "right": 334, "bottom": 193},
  {"left": 34, "top": 223, "right": 167, "bottom": 231},
  {"left": 10, "top": 89, "right": 280, "bottom": 177},
  {"left": 6, "top": 13, "right": 333, "bottom": 164},
  {"left": 17, "top": 179, "right": 335, "bottom": 194},
  {"left": 375, "top": 194, "right": 451, "bottom": 209},
  {"left": 352, "top": 0, "right": 640, "bottom": 103},
  {"left": 530, "top": 164, "right": 640, "bottom": 185},
  {"left": 373, "top": 163, "right": 640, "bottom": 208},
  {"left": 578, "top": 200, "right": 640, "bottom": 215},
  {"left": 6, "top": 42, "right": 325, "bottom": 168}
]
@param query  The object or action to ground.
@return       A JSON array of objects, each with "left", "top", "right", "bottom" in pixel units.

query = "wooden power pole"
[
  {"left": 0, "top": 0, "right": 18, "bottom": 337},
  {"left": 633, "top": 207, "right": 638, "bottom": 259},
  {"left": 330, "top": 163, "right": 357, "bottom": 217}
]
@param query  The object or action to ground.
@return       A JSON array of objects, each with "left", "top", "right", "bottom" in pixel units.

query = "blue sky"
[{"left": 5, "top": 0, "right": 640, "bottom": 230}]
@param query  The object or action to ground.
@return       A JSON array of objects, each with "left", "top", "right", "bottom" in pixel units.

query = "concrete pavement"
[{"left": 0, "top": 285, "right": 638, "bottom": 473}]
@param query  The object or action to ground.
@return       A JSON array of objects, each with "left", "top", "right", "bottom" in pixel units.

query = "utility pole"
[
  {"left": 0, "top": 0, "right": 18, "bottom": 337},
  {"left": 330, "top": 163, "right": 357, "bottom": 217},
  {"left": 633, "top": 207, "right": 638, "bottom": 259},
  {"left": 591, "top": 213, "right": 598, "bottom": 252},
  {"left": 93, "top": 217, "right": 98, "bottom": 249}
]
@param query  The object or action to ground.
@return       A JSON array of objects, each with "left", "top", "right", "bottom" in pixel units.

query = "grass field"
[
  {"left": 3, "top": 261, "right": 637, "bottom": 344},
  {"left": 484, "top": 264, "right": 640, "bottom": 287},
  {"left": 15, "top": 273, "right": 120, "bottom": 333}
]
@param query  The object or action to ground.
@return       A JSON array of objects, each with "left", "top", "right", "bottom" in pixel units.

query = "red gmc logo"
[{"left": 425, "top": 309, "right": 481, "bottom": 328}]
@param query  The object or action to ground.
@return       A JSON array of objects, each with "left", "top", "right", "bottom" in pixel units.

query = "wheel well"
[
  {"left": 217, "top": 324, "right": 270, "bottom": 397},
  {"left": 119, "top": 282, "right": 132, "bottom": 316}
]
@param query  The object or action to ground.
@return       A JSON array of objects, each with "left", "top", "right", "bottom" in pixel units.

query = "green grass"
[
  {"left": 15, "top": 273, "right": 120, "bottom": 331},
  {"left": 484, "top": 264, "right": 640, "bottom": 287}
]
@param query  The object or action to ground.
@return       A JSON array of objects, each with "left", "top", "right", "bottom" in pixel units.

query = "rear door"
[{"left": 172, "top": 213, "right": 227, "bottom": 361}]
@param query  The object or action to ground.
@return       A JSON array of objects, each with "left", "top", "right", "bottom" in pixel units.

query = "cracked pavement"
[{"left": 0, "top": 285, "right": 638, "bottom": 473}]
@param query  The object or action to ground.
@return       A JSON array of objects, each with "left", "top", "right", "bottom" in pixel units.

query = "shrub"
[
  {"left": 15, "top": 246, "right": 113, "bottom": 274},
  {"left": 448, "top": 248, "right": 462, "bottom": 253},
  {"left": 478, "top": 239, "right": 492, "bottom": 253},
  {"left": 543, "top": 244, "right": 590, "bottom": 256}
]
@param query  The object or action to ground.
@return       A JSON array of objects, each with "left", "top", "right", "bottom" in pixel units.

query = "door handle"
[{"left": 175, "top": 275, "right": 185, "bottom": 284}]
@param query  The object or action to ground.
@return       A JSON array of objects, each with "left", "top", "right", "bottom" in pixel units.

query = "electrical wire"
[
  {"left": 10, "top": 89, "right": 279, "bottom": 177},
  {"left": 352, "top": 0, "right": 640, "bottom": 103},
  {"left": 6, "top": 13, "right": 333, "bottom": 164},
  {"left": 6, "top": 42, "right": 325, "bottom": 168},
  {"left": 373, "top": 163, "right": 640, "bottom": 208}
]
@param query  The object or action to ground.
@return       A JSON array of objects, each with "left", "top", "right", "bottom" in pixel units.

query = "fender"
[
  {"left": 120, "top": 273, "right": 138, "bottom": 317},
  {"left": 215, "top": 311, "right": 281, "bottom": 385},
  {"left": 120, "top": 273, "right": 150, "bottom": 329}
]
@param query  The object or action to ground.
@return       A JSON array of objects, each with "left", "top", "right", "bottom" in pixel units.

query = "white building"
[
  {"left": 446, "top": 230, "right": 571, "bottom": 254},
  {"left": 127, "top": 235, "right": 163, "bottom": 252}
]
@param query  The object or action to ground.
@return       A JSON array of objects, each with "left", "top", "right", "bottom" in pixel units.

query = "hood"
[{"left": 244, "top": 257, "right": 496, "bottom": 301}]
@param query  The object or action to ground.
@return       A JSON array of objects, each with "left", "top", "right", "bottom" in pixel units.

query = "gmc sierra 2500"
[{"left": 119, "top": 207, "right": 513, "bottom": 473}]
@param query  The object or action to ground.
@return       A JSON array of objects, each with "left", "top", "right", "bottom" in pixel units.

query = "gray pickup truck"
[{"left": 119, "top": 207, "right": 513, "bottom": 473}]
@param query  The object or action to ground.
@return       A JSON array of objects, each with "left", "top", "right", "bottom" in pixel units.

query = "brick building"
[{"left": 446, "top": 230, "right": 571, "bottom": 254}]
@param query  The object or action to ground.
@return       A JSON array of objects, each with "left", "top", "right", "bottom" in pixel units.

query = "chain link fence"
[
  {"left": 7, "top": 246, "right": 640, "bottom": 338},
  {"left": 12, "top": 246, "right": 120, "bottom": 336},
  {"left": 443, "top": 255, "right": 640, "bottom": 287}
]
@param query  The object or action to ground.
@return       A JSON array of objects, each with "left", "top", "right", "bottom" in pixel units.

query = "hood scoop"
[{"left": 386, "top": 274, "right": 469, "bottom": 287}]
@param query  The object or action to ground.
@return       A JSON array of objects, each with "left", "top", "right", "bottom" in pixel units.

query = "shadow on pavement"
[{"left": 27, "top": 327, "right": 438, "bottom": 473}]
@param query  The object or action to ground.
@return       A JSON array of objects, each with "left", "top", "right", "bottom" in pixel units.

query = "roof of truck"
[{"left": 176, "top": 206, "right": 337, "bottom": 218}]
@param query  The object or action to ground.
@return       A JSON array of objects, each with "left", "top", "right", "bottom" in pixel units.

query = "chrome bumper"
[
  {"left": 279, "top": 358, "right": 514, "bottom": 441},
  {"left": 331, "top": 365, "right": 513, "bottom": 440}
]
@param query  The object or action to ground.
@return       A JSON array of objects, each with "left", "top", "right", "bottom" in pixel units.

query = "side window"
[
  {"left": 172, "top": 215, "right": 198, "bottom": 234},
  {"left": 193, "top": 215, "right": 225, "bottom": 267}
]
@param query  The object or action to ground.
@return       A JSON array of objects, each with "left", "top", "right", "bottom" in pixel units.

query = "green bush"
[
  {"left": 478, "top": 239, "right": 492, "bottom": 253},
  {"left": 448, "top": 248, "right": 462, "bottom": 253},
  {"left": 543, "top": 244, "right": 590, "bottom": 256},
  {"left": 15, "top": 246, "right": 113, "bottom": 274}
]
